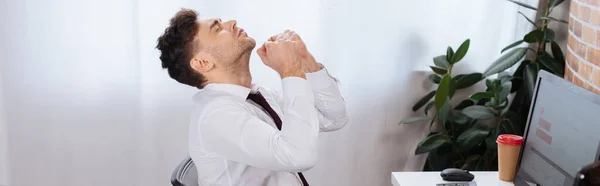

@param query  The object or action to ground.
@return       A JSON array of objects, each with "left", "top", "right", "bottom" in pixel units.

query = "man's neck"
[
  {"left": 231, "top": 67, "right": 252, "bottom": 88},
  {"left": 207, "top": 53, "right": 253, "bottom": 88},
  {"left": 230, "top": 52, "right": 252, "bottom": 88}
]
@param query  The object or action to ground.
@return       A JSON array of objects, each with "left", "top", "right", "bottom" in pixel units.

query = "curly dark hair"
[{"left": 156, "top": 8, "right": 206, "bottom": 88}]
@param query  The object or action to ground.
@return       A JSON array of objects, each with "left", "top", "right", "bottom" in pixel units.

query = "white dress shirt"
[{"left": 188, "top": 67, "right": 349, "bottom": 186}]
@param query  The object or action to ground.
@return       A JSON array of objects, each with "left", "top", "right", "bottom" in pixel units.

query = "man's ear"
[{"left": 190, "top": 56, "right": 214, "bottom": 73}]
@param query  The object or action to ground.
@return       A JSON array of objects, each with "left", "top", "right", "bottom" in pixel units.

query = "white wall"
[
  {"left": 0, "top": 0, "right": 10, "bottom": 184},
  {"left": 2, "top": 0, "right": 140, "bottom": 185},
  {"left": 0, "top": 80, "right": 8, "bottom": 186},
  {"left": 0, "top": 0, "right": 544, "bottom": 186},
  {"left": 0, "top": 63, "right": 9, "bottom": 186}
]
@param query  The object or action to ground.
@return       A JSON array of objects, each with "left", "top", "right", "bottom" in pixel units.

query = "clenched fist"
[
  {"left": 269, "top": 30, "right": 322, "bottom": 73},
  {"left": 256, "top": 37, "right": 305, "bottom": 79}
]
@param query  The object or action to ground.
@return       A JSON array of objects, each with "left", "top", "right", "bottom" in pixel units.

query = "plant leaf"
[
  {"left": 437, "top": 98, "right": 451, "bottom": 127},
  {"left": 499, "top": 74, "right": 514, "bottom": 84},
  {"left": 518, "top": 11, "right": 538, "bottom": 27},
  {"left": 455, "top": 73, "right": 483, "bottom": 89},
  {"left": 551, "top": 41, "right": 566, "bottom": 64},
  {"left": 485, "top": 79, "right": 494, "bottom": 90},
  {"left": 433, "top": 55, "right": 450, "bottom": 68},
  {"left": 511, "top": 61, "right": 528, "bottom": 93},
  {"left": 454, "top": 99, "right": 475, "bottom": 110},
  {"left": 524, "top": 30, "right": 544, "bottom": 43},
  {"left": 399, "top": 116, "right": 430, "bottom": 124},
  {"left": 483, "top": 47, "right": 528, "bottom": 77},
  {"left": 429, "top": 74, "right": 441, "bottom": 84},
  {"left": 497, "top": 100, "right": 508, "bottom": 110},
  {"left": 523, "top": 63, "right": 539, "bottom": 99},
  {"left": 454, "top": 74, "right": 465, "bottom": 80},
  {"left": 412, "top": 91, "right": 436, "bottom": 111},
  {"left": 486, "top": 135, "right": 498, "bottom": 151},
  {"left": 498, "top": 82, "right": 512, "bottom": 104},
  {"left": 544, "top": 28, "right": 555, "bottom": 41},
  {"left": 429, "top": 113, "right": 437, "bottom": 132},
  {"left": 493, "top": 79, "right": 502, "bottom": 92},
  {"left": 446, "top": 47, "right": 455, "bottom": 62},
  {"left": 507, "top": 0, "right": 537, "bottom": 10},
  {"left": 504, "top": 111, "right": 524, "bottom": 136},
  {"left": 461, "top": 154, "right": 482, "bottom": 170},
  {"left": 424, "top": 102, "right": 435, "bottom": 115},
  {"left": 462, "top": 105, "right": 497, "bottom": 120},
  {"left": 470, "top": 92, "right": 495, "bottom": 101},
  {"left": 551, "top": 0, "right": 565, "bottom": 8},
  {"left": 539, "top": 52, "right": 564, "bottom": 75},
  {"left": 425, "top": 142, "right": 452, "bottom": 170},
  {"left": 538, "top": 60, "right": 552, "bottom": 74},
  {"left": 451, "top": 39, "right": 470, "bottom": 64},
  {"left": 457, "top": 126, "right": 490, "bottom": 152},
  {"left": 486, "top": 97, "right": 499, "bottom": 108},
  {"left": 434, "top": 74, "right": 456, "bottom": 110},
  {"left": 540, "top": 16, "right": 568, "bottom": 24},
  {"left": 502, "top": 118, "right": 515, "bottom": 134},
  {"left": 415, "top": 132, "right": 452, "bottom": 154},
  {"left": 475, "top": 157, "right": 487, "bottom": 171},
  {"left": 450, "top": 111, "right": 470, "bottom": 124},
  {"left": 430, "top": 66, "right": 448, "bottom": 75},
  {"left": 502, "top": 40, "right": 525, "bottom": 53},
  {"left": 510, "top": 78, "right": 523, "bottom": 93}
]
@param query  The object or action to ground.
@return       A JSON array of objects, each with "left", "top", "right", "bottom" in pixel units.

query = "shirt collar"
[{"left": 203, "top": 83, "right": 254, "bottom": 100}]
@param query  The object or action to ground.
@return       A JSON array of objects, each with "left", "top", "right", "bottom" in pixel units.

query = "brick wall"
[{"left": 565, "top": 0, "right": 600, "bottom": 94}]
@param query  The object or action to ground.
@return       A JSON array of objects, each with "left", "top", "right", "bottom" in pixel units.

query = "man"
[{"left": 156, "top": 9, "right": 349, "bottom": 186}]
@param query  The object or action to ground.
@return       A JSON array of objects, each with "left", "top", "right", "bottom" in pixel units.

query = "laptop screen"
[{"left": 515, "top": 70, "right": 600, "bottom": 186}]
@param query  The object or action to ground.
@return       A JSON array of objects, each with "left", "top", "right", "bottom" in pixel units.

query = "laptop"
[{"left": 513, "top": 70, "right": 600, "bottom": 186}]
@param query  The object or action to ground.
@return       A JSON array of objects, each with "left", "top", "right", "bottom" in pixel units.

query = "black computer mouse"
[{"left": 440, "top": 168, "right": 475, "bottom": 182}]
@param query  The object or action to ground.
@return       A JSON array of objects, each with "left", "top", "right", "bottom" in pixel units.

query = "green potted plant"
[{"left": 400, "top": 0, "right": 568, "bottom": 171}]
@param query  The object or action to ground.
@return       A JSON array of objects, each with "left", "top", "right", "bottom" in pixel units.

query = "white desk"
[{"left": 392, "top": 171, "right": 514, "bottom": 186}]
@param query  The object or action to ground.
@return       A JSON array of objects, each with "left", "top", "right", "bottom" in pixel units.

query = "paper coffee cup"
[{"left": 497, "top": 134, "right": 524, "bottom": 182}]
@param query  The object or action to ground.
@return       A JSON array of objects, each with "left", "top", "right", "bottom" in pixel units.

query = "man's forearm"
[{"left": 280, "top": 65, "right": 306, "bottom": 79}]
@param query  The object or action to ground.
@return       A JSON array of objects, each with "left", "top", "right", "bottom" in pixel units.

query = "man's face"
[{"left": 195, "top": 18, "right": 256, "bottom": 68}]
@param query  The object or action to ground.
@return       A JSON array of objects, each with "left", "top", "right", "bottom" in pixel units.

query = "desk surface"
[{"left": 392, "top": 171, "right": 514, "bottom": 186}]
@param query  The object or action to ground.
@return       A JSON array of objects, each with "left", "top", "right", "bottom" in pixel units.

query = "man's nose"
[{"left": 224, "top": 20, "right": 237, "bottom": 30}]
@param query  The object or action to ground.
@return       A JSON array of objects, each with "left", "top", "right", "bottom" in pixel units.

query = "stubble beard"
[{"left": 225, "top": 39, "right": 256, "bottom": 77}]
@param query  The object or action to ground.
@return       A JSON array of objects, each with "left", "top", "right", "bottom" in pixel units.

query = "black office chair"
[
  {"left": 574, "top": 160, "right": 600, "bottom": 186},
  {"left": 171, "top": 156, "right": 199, "bottom": 186}
]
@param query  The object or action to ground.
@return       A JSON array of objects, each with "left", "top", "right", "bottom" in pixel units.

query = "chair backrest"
[
  {"left": 573, "top": 160, "right": 600, "bottom": 186},
  {"left": 171, "top": 156, "right": 199, "bottom": 186}
]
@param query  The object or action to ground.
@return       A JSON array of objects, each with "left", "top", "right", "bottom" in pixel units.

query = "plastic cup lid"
[{"left": 496, "top": 134, "right": 524, "bottom": 146}]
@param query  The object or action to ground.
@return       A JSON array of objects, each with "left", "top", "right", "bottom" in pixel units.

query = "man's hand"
[
  {"left": 256, "top": 38, "right": 305, "bottom": 79},
  {"left": 269, "top": 30, "right": 322, "bottom": 73}
]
